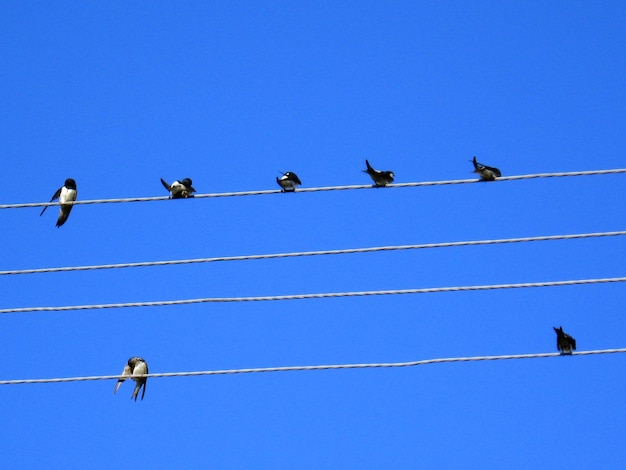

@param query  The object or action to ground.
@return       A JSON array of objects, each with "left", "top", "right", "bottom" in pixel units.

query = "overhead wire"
[
  {"left": 1, "top": 230, "right": 625, "bottom": 276},
  {"left": 1, "top": 169, "right": 623, "bottom": 385},
  {"left": 0, "top": 168, "right": 624, "bottom": 210},
  {"left": 1, "top": 348, "right": 625, "bottom": 386},
  {"left": 1, "top": 276, "right": 625, "bottom": 314}
]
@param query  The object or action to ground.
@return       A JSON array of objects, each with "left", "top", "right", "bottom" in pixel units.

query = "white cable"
[
  {"left": 1, "top": 348, "right": 624, "bottom": 386},
  {"left": 1, "top": 230, "right": 624, "bottom": 276},
  {"left": 1, "top": 168, "right": 624, "bottom": 210},
  {"left": 1, "top": 276, "right": 624, "bottom": 314}
]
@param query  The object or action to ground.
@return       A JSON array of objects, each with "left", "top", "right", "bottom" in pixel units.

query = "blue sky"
[{"left": 1, "top": 2, "right": 625, "bottom": 468}]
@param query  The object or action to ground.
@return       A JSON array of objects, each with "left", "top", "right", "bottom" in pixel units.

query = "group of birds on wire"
[
  {"left": 34, "top": 155, "right": 579, "bottom": 401},
  {"left": 114, "top": 326, "right": 576, "bottom": 401},
  {"left": 38, "top": 157, "right": 502, "bottom": 228}
]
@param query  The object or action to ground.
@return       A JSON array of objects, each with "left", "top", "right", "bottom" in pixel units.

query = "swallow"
[
  {"left": 114, "top": 357, "right": 149, "bottom": 401},
  {"left": 553, "top": 326, "right": 576, "bottom": 355},
  {"left": 470, "top": 156, "right": 501, "bottom": 181},
  {"left": 363, "top": 160, "right": 394, "bottom": 187},
  {"left": 40, "top": 178, "right": 78, "bottom": 227},
  {"left": 276, "top": 172, "right": 302, "bottom": 192},
  {"left": 161, "top": 178, "right": 196, "bottom": 198}
]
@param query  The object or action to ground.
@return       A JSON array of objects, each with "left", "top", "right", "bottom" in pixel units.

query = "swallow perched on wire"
[
  {"left": 276, "top": 172, "right": 302, "bottom": 192},
  {"left": 161, "top": 178, "right": 196, "bottom": 198},
  {"left": 553, "top": 326, "right": 576, "bottom": 355},
  {"left": 114, "top": 357, "right": 149, "bottom": 401},
  {"left": 40, "top": 178, "right": 78, "bottom": 227},
  {"left": 470, "top": 156, "right": 501, "bottom": 181},
  {"left": 363, "top": 159, "right": 394, "bottom": 187}
]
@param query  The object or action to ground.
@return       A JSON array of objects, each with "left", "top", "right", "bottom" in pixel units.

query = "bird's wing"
[
  {"left": 484, "top": 165, "right": 501, "bottom": 177},
  {"left": 134, "top": 361, "right": 148, "bottom": 400},
  {"left": 114, "top": 364, "right": 132, "bottom": 394},
  {"left": 40, "top": 187, "right": 63, "bottom": 216}
]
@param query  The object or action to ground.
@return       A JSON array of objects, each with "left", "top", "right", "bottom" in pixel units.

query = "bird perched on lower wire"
[
  {"left": 276, "top": 172, "right": 302, "bottom": 192},
  {"left": 161, "top": 178, "right": 196, "bottom": 198},
  {"left": 553, "top": 326, "right": 576, "bottom": 355},
  {"left": 470, "top": 156, "right": 501, "bottom": 181},
  {"left": 363, "top": 159, "right": 394, "bottom": 187},
  {"left": 114, "top": 357, "right": 149, "bottom": 401},
  {"left": 40, "top": 178, "right": 78, "bottom": 227}
]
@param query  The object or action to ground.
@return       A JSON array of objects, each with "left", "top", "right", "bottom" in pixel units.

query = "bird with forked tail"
[
  {"left": 114, "top": 357, "right": 148, "bottom": 401},
  {"left": 40, "top": 178, "right": 77, "bottom": 227}
]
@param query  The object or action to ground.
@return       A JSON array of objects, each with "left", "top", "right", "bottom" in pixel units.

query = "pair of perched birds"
[
  {"left": 276, "top": 159, "right": 396, "bottom": 192},
  {"left": 364, "top": 157, "right": 501, "bottom": 184},
  {"left": 39, "top": 177, "right": 196, "bottom": 227},
  {"left": 113, "top": 326, "right": 575, "bottom": 403}
]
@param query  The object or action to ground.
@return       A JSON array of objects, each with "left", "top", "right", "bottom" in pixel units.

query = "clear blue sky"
[{"left": 1, "top": 2, "right": 625, "bottom": 468}]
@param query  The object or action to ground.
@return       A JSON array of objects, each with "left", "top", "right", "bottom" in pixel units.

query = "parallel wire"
[
  {"left": 2, "top": 230, "right": 625, "bottom": 276},
  {"left": 1, "top": 276, "right": 624, "bottom": 314},
  {"left": 1, "top": 168, "right": 624, "bottom": 210},
  {"left": 1, "top": 348, "right": 625, "bottom": 386}
]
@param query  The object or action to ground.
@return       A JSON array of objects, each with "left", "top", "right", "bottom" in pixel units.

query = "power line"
[
  {"left": 1, "top": 168, "right": 624, "bottom": 210},
  {"left": 2, "top": 276, "right": 624, "bottom": 314},
  {"left": 1, "top": 230, "right": 624, "bottom": 276},
  {"left": 1, "top": 348, "right": 624, "bottom": 386}
]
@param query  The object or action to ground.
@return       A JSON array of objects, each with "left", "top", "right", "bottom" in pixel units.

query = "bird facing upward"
[{"left": 553, "top": 326, "right": 576, "bottom": 355}]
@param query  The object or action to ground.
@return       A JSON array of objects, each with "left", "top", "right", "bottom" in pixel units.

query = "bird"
[
  {"left": 470, "top": 156, "right": 501, "bottom": 181},
  {"left": 553, "top": 326, "right": 576, "bottom": 355},
  {"left": 161, "top": 178, "right": 196, "bottom": 198},
  {"left": 363, "top": 159, "right": 394, "bottom": 187},
  {"left": 40, "top": 178, "right": 78, "bottom": 227},
  {"left": 276, "top": 172, "right": 302, "bottom": 192},
  {"left": 114, "top": 357, "right": 149, "bottom": 401}
]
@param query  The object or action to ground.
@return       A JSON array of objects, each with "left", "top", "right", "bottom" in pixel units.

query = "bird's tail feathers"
[
  {"left": 55, "top": 206, "right": 73, "bottom": 228},
  {"left": 113, "top": 378, "right": 126, "bottom": 395}
]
